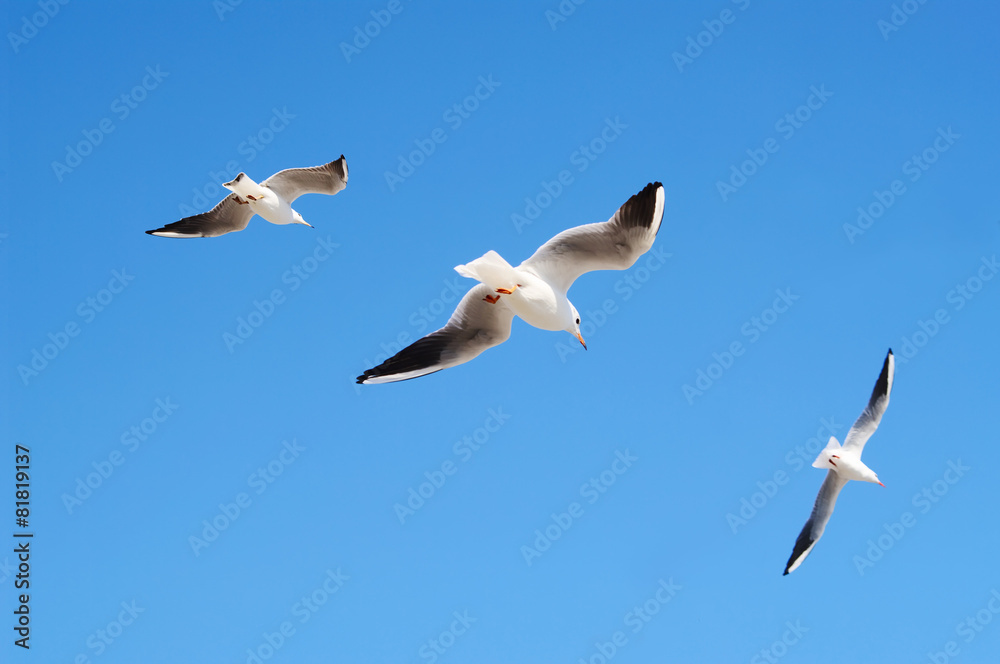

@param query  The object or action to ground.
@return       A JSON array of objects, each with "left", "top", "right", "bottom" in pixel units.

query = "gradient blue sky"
[{"left": 4, "top": 2, "right": 1000, "bottom": 663}]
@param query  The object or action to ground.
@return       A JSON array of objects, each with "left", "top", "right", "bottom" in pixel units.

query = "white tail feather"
[
  {"left": 812, "top": 436, "right": 842, "bottom": 469},
  {"left": 455, "top": 250, "right": 518, "bottom": 291}
]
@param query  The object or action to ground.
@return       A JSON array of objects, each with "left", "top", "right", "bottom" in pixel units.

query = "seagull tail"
[
  {"left": 811, "top": 436, "right": 842, "bottom": 469},
  {"left": 455, "top": 250, "right": 518, "bottom": 291}
]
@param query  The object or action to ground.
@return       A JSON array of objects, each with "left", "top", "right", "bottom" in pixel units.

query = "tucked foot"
[
  {"left": 482, "top": 294, "right": 501, "bottom": 304},
  {"left": 495, "top": 284, "right": 522, "bottom": 295}
]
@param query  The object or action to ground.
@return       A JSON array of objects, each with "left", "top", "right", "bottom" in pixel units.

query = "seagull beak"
[
  {"left": 878, "top": 481, "right": 885, "bottom": 487},
  {"left": 575, "top": 332, "right": 587, "bottom": 350}
]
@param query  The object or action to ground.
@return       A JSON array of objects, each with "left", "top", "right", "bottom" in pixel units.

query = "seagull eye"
[{"left": 576, "top": 317, "right": 580, "bottom": 325}]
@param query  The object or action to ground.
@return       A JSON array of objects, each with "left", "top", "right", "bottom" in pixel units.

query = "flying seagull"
[
  {"left": 357, "top": 181, "right": 665, "bottom": 384},
  {"left": 146, "top": 156, "right": 348, "bottom": 238},
  {"left": 783, "top": 349, "right": 895, "bottom": 575}
]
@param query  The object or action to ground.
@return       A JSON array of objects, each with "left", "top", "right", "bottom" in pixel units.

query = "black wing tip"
[
  {"left": 145, "top": 229, "right": 156, "bottom": 235},
  {"left": 887, "top": 347, "right": 893, "bottom": 357}
]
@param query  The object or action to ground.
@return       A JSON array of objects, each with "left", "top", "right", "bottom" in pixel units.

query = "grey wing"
[
  {"left": 146, "top": 194, "right": 254, "bottom": 238},
  {"left": 842, "top": 349, "right": 895, "bottom": 454},
  {"left": 263, "top": 155, "right": 348, "bottom": 202},
  {"left": 356, "top": 284, "right": 516, "bottom": 384},
  {"left": 783, "top": 470, "right": 849, "bottom": 575},
  {"left": 519, "top": 182, "right": 664, "bottom": 293}
]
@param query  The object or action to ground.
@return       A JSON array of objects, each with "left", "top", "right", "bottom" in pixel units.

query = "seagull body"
[
  {"left": 357, "top": 181, "right": 665, "bottom": 384},
  {"left": 146, "top": 156, "right": 348, "bottom": 238},
  {"left": 783, "top": 349, "right": 895, "bottom": 575}
]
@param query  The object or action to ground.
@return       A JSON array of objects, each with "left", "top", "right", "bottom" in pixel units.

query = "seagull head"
[
  {"left": 291, "top": 210, "right": 313, "bottom": 228},
  {"left": 566, "top": 304, "right": 586, "bottom": 350},
  {"left": 861, "top": 466, "right": 883, "bottom": 487}
]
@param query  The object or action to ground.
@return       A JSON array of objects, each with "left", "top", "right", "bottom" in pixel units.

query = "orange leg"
[
  {"left": 495, "top": 284, "right": 522, "bottom": 295},
  {"left": 482, "top": 294, "right": 501, "bottom": 304}
]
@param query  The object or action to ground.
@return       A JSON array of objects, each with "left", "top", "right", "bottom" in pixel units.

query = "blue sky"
[{"left": 3, "top": 1, "right": 1000, "bottom": 662}]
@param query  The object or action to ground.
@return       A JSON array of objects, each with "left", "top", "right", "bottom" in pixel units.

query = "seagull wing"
[
  {"left": 263, "top": 155, "right": 348, "bottom": 203},
  {"left": 357, "top": 284, "right": 516, "bottom": 384},
  {"left": 146, "top": 194, "right": 254, "bottom": 238},
  {"left": 783, "top": 470, "right": 849, "bottom": 575},
  {"left": 842, "top": 349, "right": 895, "bottom": 455},
  {"left": 519, "top": 182, "right": 664, "bottom": 294}
]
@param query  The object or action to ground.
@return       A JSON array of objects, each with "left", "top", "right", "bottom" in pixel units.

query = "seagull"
[
  {"left": 783, "top": 349, "right": 895, "bottom": 575},
  {"left": 357, "top": 181, "right": 664, "bottom": 384},
  {"left": 146, "top": 156, "right": 348, "bottom": 238}
]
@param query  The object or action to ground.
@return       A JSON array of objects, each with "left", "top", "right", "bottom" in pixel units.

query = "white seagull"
[
  {"left": 146, "top": 156, "right": 348, "bottom": 238},
  {"left": 357, "top": 181, "right": 665, "bottom": 384},
  {"left": 783, "top": 349, "right": 895, "bottom": 575}
]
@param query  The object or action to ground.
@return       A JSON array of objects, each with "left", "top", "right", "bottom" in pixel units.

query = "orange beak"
[
  {"left": 575, "top": 332, "right": 587, "bottom": 350},
  {"left": 878, "top": 481, "right": 885, "bottom": 487}
]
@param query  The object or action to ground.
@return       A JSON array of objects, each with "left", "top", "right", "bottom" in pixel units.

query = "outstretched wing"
[
  {"left": 783, "top": 470, "right": 849, "bottom": 575},
  {"left": 263, "top": 155, "right": 348, "bottom": 203},
  {"left": 519, "top": 182, "right": 665, "bottom": 293},
  {"left": 357, "top": 284, "right": 516, "bottom": 384},
  {"left": 146, "top": 194, "right": 254, "bottom": 238},
  {"left": 842, "top": 349, "right": 895, "bottom": 454}
]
